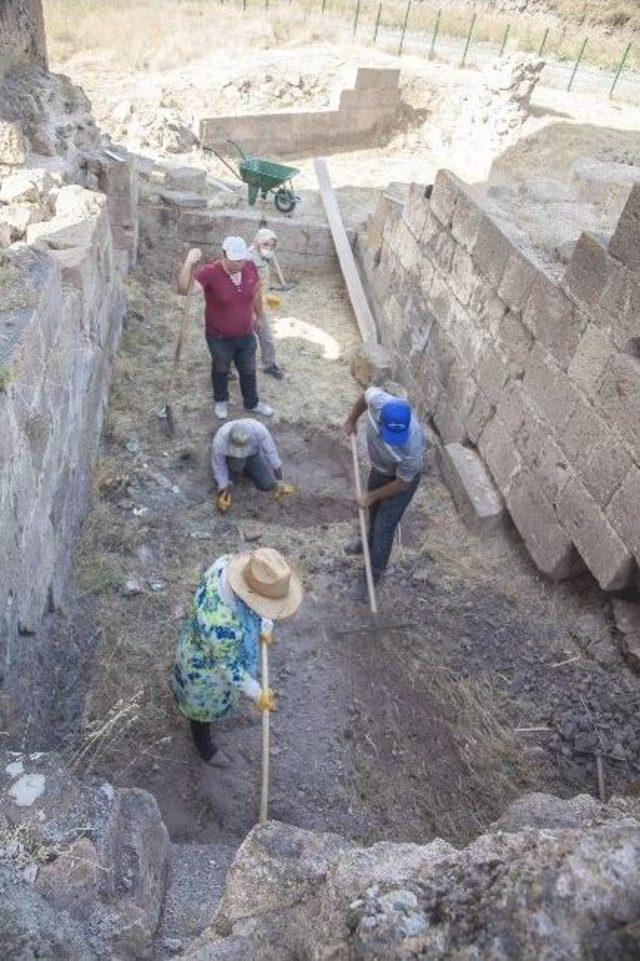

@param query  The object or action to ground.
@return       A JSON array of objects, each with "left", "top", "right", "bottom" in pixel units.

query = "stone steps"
[{"left": 154, "top": 841, "right": 237, "bottom": 959}]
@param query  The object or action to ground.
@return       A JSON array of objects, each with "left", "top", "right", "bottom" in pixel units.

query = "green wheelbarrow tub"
[{"left": 239, "top": 157, "right": 299, "bottom": 192}]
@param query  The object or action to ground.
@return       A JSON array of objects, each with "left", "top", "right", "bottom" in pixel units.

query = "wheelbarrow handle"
[
  {"left": 206, "top": 144, "right": 245, "bottom": 182},
  {"left": 226, "top": 140, "right": 248, "bottom": 162}
]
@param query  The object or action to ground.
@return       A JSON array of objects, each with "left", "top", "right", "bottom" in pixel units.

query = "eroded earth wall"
[
  {"left": 0, "top": 0, "right": 47, "bottom": 67},
  {"left": 358, "top": 173, "right": 640, "bottom": 591}
]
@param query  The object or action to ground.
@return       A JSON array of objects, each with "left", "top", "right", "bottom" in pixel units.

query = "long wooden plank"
[{"left": 314, "top": 158, "right": 378, "bottom": 345}]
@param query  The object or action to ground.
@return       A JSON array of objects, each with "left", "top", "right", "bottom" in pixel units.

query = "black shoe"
[
  {"left": 264, "top": 364, "right": 284, "bottom": 380},
  {"left": 190, "top": 720, "right": 218, "bottom": 762},
  {"left": 344, "top": 539, "right": 363, "bottom": 556}
]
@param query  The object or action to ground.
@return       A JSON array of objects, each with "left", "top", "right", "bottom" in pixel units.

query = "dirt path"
[{"left": 59, "top": 260, "right": 640, "bottom": 853}]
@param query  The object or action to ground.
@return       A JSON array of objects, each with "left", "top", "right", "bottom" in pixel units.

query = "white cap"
[
  {"left": 255, "top": 227, "right": 277, "bottom": 245},
  {"left": 222, "top": 236, "right": 249, "bottom": 260}
]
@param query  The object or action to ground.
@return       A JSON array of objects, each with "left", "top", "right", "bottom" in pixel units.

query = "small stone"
[
  {"left": 122, "top": 577, "right": 144, "bottom": 596},
  {"left": 162, "top": 938, "right": 183, "bottom": 953}
]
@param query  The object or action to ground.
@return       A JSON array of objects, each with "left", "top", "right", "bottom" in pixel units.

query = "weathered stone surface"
[
  {"left": 522, "top": 343, "right": 579, "bottom": 433},
  {"left": 580, "top": 434, "right": 632, "bottom": 508},
  {"left": 0, "top": 203, "right": 42, "bottom": 240},
  {"left": 350, "top": 340, "right": 392, "bottom": 387},
  {"left": 567, "top": 323, "right": 616, "bottom": 400},
  {"left": 464, "top": 389, "right": 494, "bottom": 445},
  {"left": 429, "top": 170, "right": 461, "bottom": 227},
  {"left": 472, "top": 215, "right": 514, "bottom": 287},
  {"left": 450, "top": 186, "right": 484, "bottom": 252},
  {"left": 609, "top": 182, "right": 640, "bottom": 273},
  {"left": 612, "top": 599, "right": 640, "bottom": 636},
  {"left": 159, "top": 188, "right": 208, "bottom": 209},
  {"left": 534, "top": 434, "right": 572, "bottom": 504},
  {"left": 401, "top": 181, "right": 430, "bottom": 241},
  {"left": 442, "top": 442, "right": 505, "bottom": 533},
  {"left": 494, "top": 309, "right": 533, "bottom": 375},
  {"left": 523, "top": 271, "right": 583, "bottom": 371},
  {"left": 595, "top": 352, "right": 640, "bottom": 453},
  {"left": 474, "top": 347, "right": 509, "bottom": 404},
  {"left": 478, "top": 416, "right": 521, "bottom": 496},
  {"left": 506, "top": 470, "right": 577, "bottom": 579},
  {"left": 607, "top": 467, "right": 640, "bottom": 561},
  {"left": 0, "top": 119, "right": 27, "bottom": 166},
  {"left": 0, "top": 220, "right": 11, "bottom": 247},
  {"left": 0, "top": 171, "right": 39, "bottom": 204},
  {"left": 557, "top": 476, "right": 634, "bottom": 590},
  {"left": 563, "top": 231, "right": 622, "bottom": 315},
  {"left": 497, "top": 248, "right": 538, "bottom": 312},
  {"left": 184, "top": 797, "right": 640, "bottom": 961}
]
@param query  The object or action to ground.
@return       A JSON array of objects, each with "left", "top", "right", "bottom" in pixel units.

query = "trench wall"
[
  {"left": 0, "top": 0, "right": 47, "bottom": 66},
  {"left": 357, "top": 172, "right": 640, "bottom": 591},
  {"left": 0, "top": 160, "right": 137, "bottom": 711},
  {"left": 200, "top": 68, "right": 401, "bottom": 158}
]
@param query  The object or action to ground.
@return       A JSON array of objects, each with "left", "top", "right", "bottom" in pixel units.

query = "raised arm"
[
  {"left": 344, "top": 392, "right": 368, "bottom": 436},
  {"left": 177, "top": 247, "right": 202, "bottom": 295}
]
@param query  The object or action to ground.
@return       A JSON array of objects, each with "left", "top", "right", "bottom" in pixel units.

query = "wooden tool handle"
[
  {"left": 168, "top": 278, "right": 194, "bottom": 398},
  {"left": 350, "top": 433, "right": 378, "bottom": 615},
  {"left": 259, "top": 635, "right": 270, "bottom": 824}
]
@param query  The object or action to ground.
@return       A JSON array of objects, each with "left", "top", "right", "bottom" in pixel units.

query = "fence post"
[
  {"left": 567, "top": 36, "right": 588, "bottom": 91},
  {"left": 538, "top": 25, "right": 549, "bottom": 58},
  {"left": 322, "top": 0, "right": 326, "bottom": 11},
  {"left": 353, "top": 0, "right": 361, "bottom": 36},
  {"left": 610, "top": 41, "right": 632, "bottom": 98},
  {"left": 429, "top": 8, "right": 441, "bottom": 60},
  {"left": 500, "top": 23, "right": 510, "bottom": 56},
  {"left": 373, "top": 2, "right": 382, "bottom": 44},
  {"left": 461, "top": 10, "right": 476, "bottom": 67},
  {"left": 397, "top": 0, "right": 411, "bottom": 56}
]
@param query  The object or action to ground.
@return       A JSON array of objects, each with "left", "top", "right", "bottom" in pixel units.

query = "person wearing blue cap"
[{"left": 344, "top": 387, "right": 425, "bottom": 593}]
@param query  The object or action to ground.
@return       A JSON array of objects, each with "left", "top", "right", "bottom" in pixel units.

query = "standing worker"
[
  {"left": 212, "top": 418, "right": 285, "bottom": 512},
  {"left": 177, "top": 237, "right": 274, "bottom": 421},
  {"left": 344, "top": 387, "right": 425, "bottom": 596},
  {"left": 171, "top": 548, "right": 303, "bottom": 762},
  {"left": 247, "top": 228, "right": 284, "bottom": 380}
]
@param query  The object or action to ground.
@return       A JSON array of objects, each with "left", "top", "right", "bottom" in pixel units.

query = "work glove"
[
  {"left": 217, "top": 490, "right": 232, "bottom": 514},
  {"left": 255, "top": 688, "right": 277, "bottom": 712},
  {"left": 274, "top": 481, "right": 297, "bottom": 499},
  {"left": 266, "top": 292, "right": 282, "bottom": 309}
]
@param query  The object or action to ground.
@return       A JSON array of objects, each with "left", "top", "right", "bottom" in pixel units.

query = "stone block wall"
[
  {"left": 0, "top": 160, "right": 137, "bottom": 710},
  {"left": 357, "top": 172, "right": 640, "bottom": 590},
  {"left": 200, "top": 68, "right": 401, "bottom": 158},
  {"left": 0, "top": 0, "right": 47, "bottom": 67}
]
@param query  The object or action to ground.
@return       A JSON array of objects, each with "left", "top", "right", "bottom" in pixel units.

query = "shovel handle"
[
  {"left": 259, "top": 634, "right": 271, "bottom": 824},
  {"left": 168, "top": 277, "right": 194, "bottom": 398},
  {"left": 350, "top": 434, "right": 378, "bottom": 615}
]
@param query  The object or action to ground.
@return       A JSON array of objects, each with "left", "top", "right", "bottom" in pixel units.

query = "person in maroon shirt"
[{"left": 177, "top": 236, "right": 274, "bottom": 421}]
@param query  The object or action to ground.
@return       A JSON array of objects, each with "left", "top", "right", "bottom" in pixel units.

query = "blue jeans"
[
  {"left": 226, "top": 452, "right": 277, "bottom": 492},
  {"left": 206, "top": 333, "right": 258, "bottom": 408},
  {"left": 367, "top": 468, "right": 421, "bottom": 579}
]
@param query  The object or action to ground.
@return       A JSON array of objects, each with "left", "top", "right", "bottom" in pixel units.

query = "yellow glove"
[
  {"left": 274, "top": 481, "right": 297, "bottom": 499},
  {"left": 255, "top": 688, "right": 277, "bottom": 712},
  {"left": 266, "top": 292, "right": 282, "bottom": 309},
  {"left": 217, "top": 490, "right": 232, "bottom": 514}
]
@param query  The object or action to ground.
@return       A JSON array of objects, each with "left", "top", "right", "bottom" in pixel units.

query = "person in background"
[
  {"left": 171, "top": 548, "right": 303, "bottom": 763},
  {"left": 177, "top": 236, "right": 273, "bottom": 421},
  {"left": 212, "top": 418, "right": 284, "bottom": 512},
  {"left": 247, "top": 228, "right": 284, "bottom": 380},
  {"left": 344, "top": 387, "right": 425, "bottom": 596}
]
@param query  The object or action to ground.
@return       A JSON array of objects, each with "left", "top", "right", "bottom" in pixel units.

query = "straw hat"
[{"left": 227, "top": 548, "right": 303, "bottom": 620}]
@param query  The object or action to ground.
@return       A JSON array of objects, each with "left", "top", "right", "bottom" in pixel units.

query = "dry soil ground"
[{"left": 49, "top": 260, "right": 640, "bottom": 855}]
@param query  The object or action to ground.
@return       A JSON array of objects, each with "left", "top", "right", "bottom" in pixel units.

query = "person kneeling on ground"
[
  {"left": 171, "top": 548, "right": 303, "bottom": 762},
  {"left": 344, "top": 387, "right": 425, "bottom": 596},
  {"left": 247, "top": 228, "right": 284, "bottom": 380},
  {"left": 177, "top": 237, "right": 273, "bottom": 421},
  {"left": 212, "top": 418, "right": 284, "bottom": 508}
]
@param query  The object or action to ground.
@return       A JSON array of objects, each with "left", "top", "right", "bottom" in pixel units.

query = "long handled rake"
[
  {"left": 160, "top": 277, "right": 194, "bottom": 437},
  {"left": 350, "top": 434, "right": 378, "bottom": 615}
]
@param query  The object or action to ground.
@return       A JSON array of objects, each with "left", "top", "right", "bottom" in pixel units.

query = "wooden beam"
[{"left": 314, "top": 158, "right": 378, "bottom": 345}]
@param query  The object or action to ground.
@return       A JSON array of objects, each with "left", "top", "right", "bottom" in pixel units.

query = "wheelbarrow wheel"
[{"left": 274, "top": 188, "right": 296, "bottom": 214}]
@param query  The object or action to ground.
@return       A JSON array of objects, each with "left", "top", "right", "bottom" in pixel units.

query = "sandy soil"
[{"left": 50, "top": 262, "right": 640, "bottom": 855}]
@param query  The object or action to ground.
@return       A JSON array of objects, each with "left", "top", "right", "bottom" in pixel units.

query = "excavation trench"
[{"left": 54, "top": 254, "right": 640, "bottom": 858}]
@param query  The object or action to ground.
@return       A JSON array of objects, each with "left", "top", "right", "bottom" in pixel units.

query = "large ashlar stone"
[
  {"left": 506, "top": 469, "right": 578, "bottom": 579},
  {"left": 609, "top": 182, "right": 640, "bottom": 273},
  {"left": 442, "top": 442, "right": 505, "bottom": 533},
  {"left": 164, "top": 166, "right": 207, "bottom": 194}
]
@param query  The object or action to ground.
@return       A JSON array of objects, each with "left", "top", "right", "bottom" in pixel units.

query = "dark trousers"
[
  {"left": 206, "top": 333, "right": 258, "bottom": 409},
  {"left": 227, "top": 452, "right": 277, "bottom": 491},
  {"left": 190, "top": 719, "right": 217, "bottom": 761},
  {"left": 367, "top": 468, "right": 421, "bottom": 580}
]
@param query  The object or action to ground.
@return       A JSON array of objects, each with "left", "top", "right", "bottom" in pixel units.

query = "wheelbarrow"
[{"left": 208, "top": 140, "right": 300, "bottom": 214}]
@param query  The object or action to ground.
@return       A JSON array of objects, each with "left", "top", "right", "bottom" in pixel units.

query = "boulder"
[
  {"left": 158, "top": 189, "right": 208, "bottom": 209},
  {"left": 0, "top": 221, "right": 10, "bottom": 248},
  {"left": 0, "top": 121, "right": 27, "bottom": 167},
  {"left": 0, "top": 172, "right": 40, "bottom": 204},
  {"left": 164, "top": 166, "right": 207, "bottom": 194},
  {"left": 0, "top": 204, "right": 44, "bottom": 241},
  {"left": 54, "top": 184, "right": 105, "bottom": 220},
  {"left": 182, "top": 797, "right": 640, "bottom": 961}
]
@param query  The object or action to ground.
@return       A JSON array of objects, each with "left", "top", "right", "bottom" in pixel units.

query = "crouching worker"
[
  {"left": 212, "top": 418, "right": 284, "bottom": 512},
  {"left": 344, "top": 387, "right": 425, "bottom": 595},
  {"left": 171, "top": 548, "right": 303, "bottom": 762}
]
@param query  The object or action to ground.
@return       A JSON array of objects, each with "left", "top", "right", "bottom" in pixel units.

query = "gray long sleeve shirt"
[{"left": 211, "top": 419, "right": 282, "bottom": 490}]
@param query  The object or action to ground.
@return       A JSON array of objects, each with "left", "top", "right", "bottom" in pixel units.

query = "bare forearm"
[
  {"left": 367, "top": 477, "right": 408, "bottom": 505},
  {"left": 346, "top": 394, "right": 367, "bottom": 431},
  {"left": 177, "top": 258, "right": 194, "bottom": 294}
]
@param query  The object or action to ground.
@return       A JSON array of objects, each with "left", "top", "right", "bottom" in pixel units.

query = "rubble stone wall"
[
  {"left": 0, "top": 0, "right": 47, "bottom": 67},
  {"left": 200, "top": 68, "right": 401, "bottom": 157},
  {"left": 0, "top": 161, "right": 137, "bottom": 710},
  {"left": 357, "top": 172, "right": 640, "bottom": 590}
]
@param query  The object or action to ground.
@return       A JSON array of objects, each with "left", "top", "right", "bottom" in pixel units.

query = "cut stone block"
[
  {"left": 158, "top": 189, "right": 208, "bottom": 209},
  {"left": 557, "top": 476, "right": 634, "bottom": 591},
  {"left": 451, "top": 246, "right": 476, "bottom": 306},
  {"left": 595, "top": 352, "right": 640, "bottom": 454},
  {"left": 580, "top": 435, "right": 632, "bottom": 508},
  {"left": 498, "top": 249, "right": 539, "bottom": 312},
  {"left": 451, "top": 187, "right": 484, "bottom": 253},
  {"left": 472, "top": 215, "right": 514, "bottom": 288},
  {"left": 430, "top": 170, "right": 461, "bottom": 228},
  {"left": 401, "top": 182, "right": 430, "bottom": 241},
  {"left": 494, "top": 310, "right": 533, "bottom": 376},
  {"left": 0, "top": 172, "right": 39, "bottom": 204},
  {"left": 559, "top": 403, "right": 608, "bottom": 467},
  {"left": 563, "top": 231, "right": 622, "bottom": 315},
  {"left": 607, "top": 467, "right": 640, "bottom": 560},
  {"left": 465, "top": 389, "right": 494, "bottom": 446},
  {"left": 478, "top": 415, "right": 521, "bottom": 496},
  {"left": 522, "top": 343, "right": 579, "bottom": 434},
  {"left": 506, "top": 470, "right": 578, "bottom": 580},
  {"left": 567, "top": 324, "right": 615, "bottom": 400},
  {"left": 442, "top": 443, "right": 505, "bottom": 534},
  {"left": 609, "top": 183, "right": 640, "bottom": 273},
  {"left": 474, "top": 347, "right": 509, "bottom": 404},
  {"left": 534, "top": 435, "right": 572, "bottom": 504},
  {"left": 164, "top": 166, "right": 207, "bottom": 194},
  {"left": 523, "top": 271, "right": 583, "bottom": 371}
]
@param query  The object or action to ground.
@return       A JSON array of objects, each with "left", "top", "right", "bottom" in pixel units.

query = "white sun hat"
[{"left": 222, "top": 236, "right": 249, "bottom": 260}]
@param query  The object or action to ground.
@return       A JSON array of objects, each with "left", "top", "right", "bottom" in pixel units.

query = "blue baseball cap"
[{"left": 380, "top": 400, "right": 411, "bottom": 446}]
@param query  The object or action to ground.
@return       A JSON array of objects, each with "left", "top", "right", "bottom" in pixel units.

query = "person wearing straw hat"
[
  {"left": 212, "top": 418, "right": 284, "bottom": 512},
  {"left": 247, "top": 228, "right": 284, "bottom": 380},
  {"left": 344, "top": 387, "right": 425, "bottom": 596},
  {"left": 177, "top": 237, "right": 274, "bottom": 421},
  {"left": 171, "top": 548, "right": 303, "bottom": 763}
]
